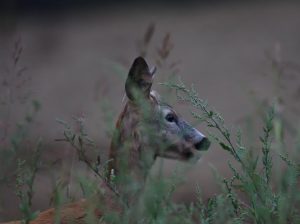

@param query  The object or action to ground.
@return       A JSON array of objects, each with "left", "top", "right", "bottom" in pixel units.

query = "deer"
[{"left": 4, "top": 57, "right": 210, "bottom": 224}]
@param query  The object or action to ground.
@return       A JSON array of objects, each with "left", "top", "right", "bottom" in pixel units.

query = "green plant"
[
  {"left": 55, "top": 116, "right": 124, "bottom": 203},
  {"left": 0, "top": 38, "right": 44, "bottom": 223},
  {"left": 16, "top": 138, "right": 42, "bottom": 224},
  {"left": 163, "top": 80, "right": 300, "bottom": 224},
  {"left": 52, "top": 54, "right": 300, "bottom": 223},
  {"left": 2, "top": 33, "right": 299, "bottom": 224}
]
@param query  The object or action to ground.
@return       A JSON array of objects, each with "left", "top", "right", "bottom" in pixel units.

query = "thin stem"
[{"left": 55, "top": 138, "right": 129, "bottom": 208}]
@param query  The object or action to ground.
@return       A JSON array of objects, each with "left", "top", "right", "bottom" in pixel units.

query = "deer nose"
[{"left": 194, "top": 137, "right": 210, "bottom": 151}]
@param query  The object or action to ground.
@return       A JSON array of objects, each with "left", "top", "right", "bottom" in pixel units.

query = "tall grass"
[
  {"left": 0, "top": 39, "right": 43, "bottom": 223},
  {"left": 51, "top": 70, "right": 300, "bottom": 223},
  {"left": 0, "top": 34, "right": 299, "bottom": 224},
  {"left": 163, "top": 81, "right": 300, "bottom": 223}
]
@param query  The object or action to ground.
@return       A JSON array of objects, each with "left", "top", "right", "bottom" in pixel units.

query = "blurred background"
[{"left": 0, "top": 0, "right": 300, "bottom": 221}]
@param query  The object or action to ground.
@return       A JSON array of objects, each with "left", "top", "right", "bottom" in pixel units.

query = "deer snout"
[
  {"left": 179, "top": 120, "right": 211, "bottom": 151},
  {"left": 185, "top": 126, "right": 210, "bottom": 151},
  {"left": 194, "top": 137, "right": 210, "bottom": 151}
]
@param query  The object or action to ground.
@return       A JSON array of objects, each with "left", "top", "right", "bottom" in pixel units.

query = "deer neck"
[{"left": 108, "top": 101, "right": 157, "bottom": 188}]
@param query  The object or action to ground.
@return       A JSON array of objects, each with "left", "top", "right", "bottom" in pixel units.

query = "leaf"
[
  {"left": 30, "top": 210, "right": 40, "bottom": 220},
  {"left": 55, "top": 118, "right": 68, "bottom": 126},
  {"left": 78, "top": 136, "right": 83, "bottom": 147},
  {"left": 219, "top": 142, "right": 232, "bottom": 152},
  {"left": 32, "top": 100, "right": 41, "bottom": 112}
]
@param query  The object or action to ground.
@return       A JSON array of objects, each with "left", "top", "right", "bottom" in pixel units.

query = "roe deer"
[{"left": 4, "top": 57, "right": 210, "bottom": 224}]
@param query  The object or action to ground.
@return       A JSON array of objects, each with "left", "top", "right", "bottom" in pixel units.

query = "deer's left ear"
[{"left": 125, "top": 57, "right": 156, "bottom": 101}]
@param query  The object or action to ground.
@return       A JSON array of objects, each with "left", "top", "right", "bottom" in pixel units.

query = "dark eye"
[{"left": 165, "top": 113, "right": 176, "bottom": 123}]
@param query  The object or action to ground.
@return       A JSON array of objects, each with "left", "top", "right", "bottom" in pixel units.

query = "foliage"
[
  {"left": 0, "top": 100, "right": 42, "bottom": 223},
  {"left": 1, "top": 33, "right": 299, "bottom": 224},
  {"left": 16, "top": 138, "right": 42, "bottom": 224},
  {"left": 162, "top": 80, "right": 300, "bottom": 224},
  {"left": 50, "top": 76, "right": 300, "bottom": 224}
]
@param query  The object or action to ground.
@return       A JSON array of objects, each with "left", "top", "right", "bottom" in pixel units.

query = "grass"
[
  {"left": 0, "top": 32, "right": 299, "bottom": 224},
  {"left": 45, "top": 77, "right": 299, "bottom": 224},
  {"left": 0, "top": 99, "right": 42, "bottom": 223},
  {"left": 164, "top": 81, "right": 300, "bottom": 223}
]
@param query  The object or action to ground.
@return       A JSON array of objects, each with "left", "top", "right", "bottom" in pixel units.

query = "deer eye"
[{"left": 165, "top": 113, "right": 176, "bottom": 123}]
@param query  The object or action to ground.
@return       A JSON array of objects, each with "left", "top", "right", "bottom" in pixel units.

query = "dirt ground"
[{"left": 0, "top": 1, "right": 300, "bottom": 221}]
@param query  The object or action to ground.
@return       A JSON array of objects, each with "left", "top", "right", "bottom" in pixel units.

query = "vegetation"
[{"left": 0, "top": 27, "right": 299, "bottom": 224}]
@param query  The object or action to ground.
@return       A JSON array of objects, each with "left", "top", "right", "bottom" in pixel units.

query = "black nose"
[{"left": 194, "top": 137, "right": 210, "bottom": 150}]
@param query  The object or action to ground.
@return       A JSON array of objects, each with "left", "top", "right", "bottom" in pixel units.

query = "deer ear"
[{"left": 125, "top": 57, "right": 156, "bottom": 101}]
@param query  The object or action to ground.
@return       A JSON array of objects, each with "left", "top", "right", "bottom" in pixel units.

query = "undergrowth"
[
  {"left": 0, "top": 33, "right": 299, "bottom": 224},
  {"left": 52, "top": 78, "right": 300, "bottom": 224},
  {"left": 163, "top": 81, "right": 300, "bottom": 224}
]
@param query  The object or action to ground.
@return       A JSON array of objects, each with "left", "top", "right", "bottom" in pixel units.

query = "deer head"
[{"left": 108, "top": 57, "right": 210, "bottom": 183}]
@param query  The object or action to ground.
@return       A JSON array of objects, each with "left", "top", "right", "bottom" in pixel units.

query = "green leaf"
[
  {"left": 30, "top": 210, "right": 40, "bottom": 220},
  {"left": 219, "top": 142, "right": 232, "bottom": 152},
  {"left": 32, "top": 100, "right": 41, "bottom": 112}
]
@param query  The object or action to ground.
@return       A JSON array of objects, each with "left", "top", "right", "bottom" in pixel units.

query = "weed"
[
  {"left": 16, "top": 139, "right": 42, "bottom": 224},
  {"left": 164, "top": 79, "right": 300, "bottom": 224}
]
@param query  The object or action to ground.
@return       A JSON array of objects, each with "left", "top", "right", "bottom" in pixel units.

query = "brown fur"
[
  {"left": 4, "top": 200, "right": 94, "bottom": 224},
  {"left": 107, "top": 95, "right": 158, "bottom": 180},
  {"left": 3, "top": 182, "right": 122, "bottom": 224}
]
